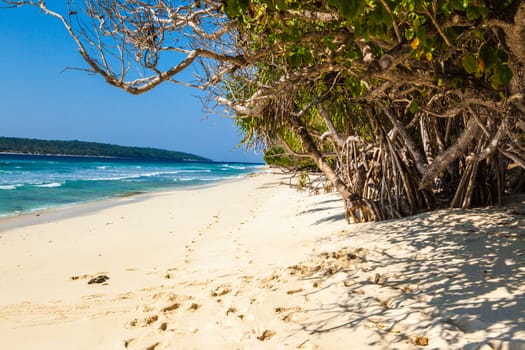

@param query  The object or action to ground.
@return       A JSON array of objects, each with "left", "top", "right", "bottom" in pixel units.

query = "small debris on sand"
[
  {"left": 88, "top": 275, "right": 110, "bottom": 284},
  {"left": 257, "top": 329, "right": 276, "bottom": 341}
]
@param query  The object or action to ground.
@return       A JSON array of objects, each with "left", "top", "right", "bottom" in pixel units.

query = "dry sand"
[{"left": 0, "top": 171, "right": 523, "bottom": 350}]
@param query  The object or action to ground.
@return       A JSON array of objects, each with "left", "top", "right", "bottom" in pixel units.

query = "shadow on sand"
[{"left": 291, "top": 198, "right": 525, "bottom": 349}]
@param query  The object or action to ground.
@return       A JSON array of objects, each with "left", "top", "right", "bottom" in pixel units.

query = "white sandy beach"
[{"left": 0, "top": 171, "right": 523, "bottom": 350}]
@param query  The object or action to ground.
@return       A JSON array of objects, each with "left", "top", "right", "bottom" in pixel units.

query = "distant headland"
[{"left": 0, "top": 136, "right": 210, "bottom": 162}]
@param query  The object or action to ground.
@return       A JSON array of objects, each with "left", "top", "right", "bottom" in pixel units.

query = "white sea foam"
[
  {"left": 140, "top": 171, "right": 178, "bottom": 177},
  {"left": 87, "top": 175, "right": 138, "bottom": 182},
  {"left": 100, "top": 170, "right": 211, "bottom": 180},
  {"left": 87, "top": 171, "right": 178, "bottom": 181},
  {"left": 201, "top": 175, "right": 241, "bottom": 181},
  {"left": 174, "top": 175, "right": 241, "bottom": 183},
  {"left": 35, "top": 182, "right": 63, "bottom": 188},
  {"left": 0, "top": 184, "right": 20, "bottom": 190},
  {"left": 222, "top": 164, "right": 248, "bottom": 170},
  {"left": 175, "top": 177, "right": 196, "bottom": 182},
  {"left": 174, "top": 169, "right": 212, "bottom": 174}
]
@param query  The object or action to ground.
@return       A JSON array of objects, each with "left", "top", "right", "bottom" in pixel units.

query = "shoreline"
[
  {"left": 0, "top": 151, "right": 266, "bottom": 222},
  {"left": 0, "top": 171, "right": 523, "bottom": 349},
  {"left": 0, "top": 172, "right": 261, "bottom": 233},
  {"left": 0, "top": 193, "right": 148, "bottom": 233}
]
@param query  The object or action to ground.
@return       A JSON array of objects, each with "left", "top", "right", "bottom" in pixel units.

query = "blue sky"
[{"left": 0, "top": 6, "right": 263, "bottom": 163}]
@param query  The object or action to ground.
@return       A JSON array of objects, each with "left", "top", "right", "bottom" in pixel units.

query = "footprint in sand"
[
  {"left": 226, "top": 306, "right": 238, "bottom": 315},
  {"left": 188, "top": 303, "right": 200, "bottom": 311},
  {"left": 274, "top": 306, "right": 302, "bottom": 313},
  {"left": 258, "top": 273, "right": 283, "bottom": 289},
  {"left": 127, "top": 314, "right": 159, "bottom": 328},
  {"left": 275, "top": 306, "right": 302, "bottom": 323},
  {"left": 161, "top": 303, "right": 181, "bottom": 312},
  {"left": 211, "top": 284, "right": 232, "bottom": 297}
]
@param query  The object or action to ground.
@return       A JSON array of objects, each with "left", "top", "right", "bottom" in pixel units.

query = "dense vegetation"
[
  {"left": 226, "top": 0, "right": 525, "bottom": 222},
  {"left": 0, "top": 137, "right": 209, "bottom": 162},
  {"left": 3, "top": 0, "right": 524, "bottom": 222}
]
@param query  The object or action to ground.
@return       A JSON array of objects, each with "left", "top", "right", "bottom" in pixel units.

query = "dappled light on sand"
[
  {"left": 0, "top": 172, "right": 522, "bottom": 349},
  {"left": 283, "top": 203, "right": 524, "bottom": 349}
]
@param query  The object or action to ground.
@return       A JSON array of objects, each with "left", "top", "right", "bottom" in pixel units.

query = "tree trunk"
[
  {"left": 420, "top": 116, "right": 480, "bottom": 189},
  {"left": 508, "top": 2, "right": 525, "bottom": 100},
  {"left": 289, "top": 114, "right": 350, "bottom": 199}
]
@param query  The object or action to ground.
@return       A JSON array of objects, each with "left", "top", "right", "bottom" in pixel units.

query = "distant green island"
[{"left": 0, "top": 137, "right": 210, "bottom": 162}]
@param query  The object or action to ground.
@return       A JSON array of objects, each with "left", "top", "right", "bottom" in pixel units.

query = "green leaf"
[
  {"left": 344, "top": 77, "right": 365, "bottom": 97},
  {"left": 409, "top": 100, "right": 420, "bottom": 113},
  {"left": 416, "top": 26, "right": 427, "bottom": 46},
  {"left": 496, "top": 49, "right": 509, "bottom": 63},
  {"left": 450, "top": 77, "right": 466, "bottom": 89},
  {"left": 296, "top": 46, "right": 306, "bottom": 55},
  {"left": 441, "top": 2, "right": 452, "bottom": 16},
  {"left": 339, "top": 0, "right": 365, "bottom": 20},
  {"left": 449, "top": 0, "right": 466, "bottom": 11},
  {"left": 466, "top": 5, "right": 481, "bottom": 19},
  {"left": 324, "top": 38, "right": 339, "bottom": 52},
  {"left": 489, "top": 76, "right": 500, "bottom": 89},
  {"left": 225, "top": 0, "right": 240, "bottom": 17},
  {"left": 405, "top": 28, "right": 415, "bottom": 40},
  {"left": 494, "top": 65, "right": 513, "bottom": 85},
  {"left": 288, "top": 53, "right": 302, "bottom": 67},
  {"left": 473, "top": 29, "right": 484, "bottom": 40},
  {"left": 273, "top": 0, "right": 288, "bottom": 11},
  {"left": 268, "top": 33, "right": 276, "bottom": 45},
  {"left": 444, "top": 27, "right": 459, "bottom": 41},
  {"left": 238, "top": 0, "right": 249, "bottom": 10},
  {"left": 303, "top": 50, "right": 314, "bottom": 64},
  {"left": 479, "top": 5, "right": 489, "bottom": 17},
  {"left": 479, "top": 45, "right": 497, "bottom": 71},
  {"left": 462, "top": 54, "right": 478, "bottom": 74},
  {"left": 373, "top": 3, "right": 392, "bottom": 26},
  {"left": 345, "top": 45, "right": 361, "bottom": 60}
]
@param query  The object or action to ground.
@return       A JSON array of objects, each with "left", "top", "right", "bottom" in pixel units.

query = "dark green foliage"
[
  {"left": 0, "top": 137, "right": 210, "bottom": 161},
  {"left": 263, "top": 147, "right": 316, "bottom": 170},
  {"left": 221, "top": 0, "right": 525, "bottom": 221}
]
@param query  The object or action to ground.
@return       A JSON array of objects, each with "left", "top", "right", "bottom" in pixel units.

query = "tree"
[
  {"left": 1, "top": 0, "right": 252, "bottom": 93},
  {"left": 220, "top": 0, "right": 525, "bottom": 221},
  {"left": 3, "top": 0, "right": 524, "bottom": 222}
]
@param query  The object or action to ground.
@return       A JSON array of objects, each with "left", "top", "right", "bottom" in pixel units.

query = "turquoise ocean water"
[{"left": 0, "top": 154, "right": 261, "bottom": 217}]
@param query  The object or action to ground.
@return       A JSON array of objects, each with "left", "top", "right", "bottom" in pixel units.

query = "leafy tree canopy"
[{"left": 0, "top": 137, "right": 209, "bottom": 161}]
